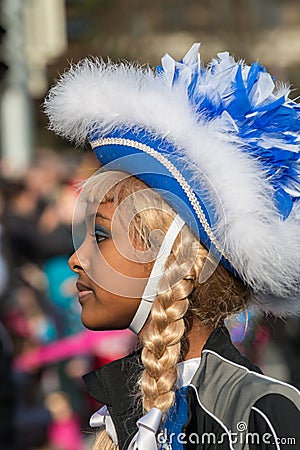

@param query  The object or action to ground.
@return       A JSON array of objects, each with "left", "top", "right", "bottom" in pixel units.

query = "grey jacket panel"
[{"left": 191, "top": 349, "right": 300, "bottom": 450}]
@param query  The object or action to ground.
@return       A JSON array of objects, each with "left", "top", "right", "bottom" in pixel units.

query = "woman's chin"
[{"left": 80, "top": 315, "right": 116, "bottom": 331}]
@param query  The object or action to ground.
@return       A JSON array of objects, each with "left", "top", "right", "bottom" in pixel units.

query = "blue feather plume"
[{"left": 157, "top": 44, "right": 300, "bottom": 219}]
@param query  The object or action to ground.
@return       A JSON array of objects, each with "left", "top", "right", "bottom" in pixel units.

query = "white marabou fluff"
[{"left": 44, "top": 52, "right": 300, "bottom": 316}]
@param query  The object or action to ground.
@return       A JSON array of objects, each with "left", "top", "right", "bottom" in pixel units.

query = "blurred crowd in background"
[
  {"left": 0, "top": 149, "right": 137, "bottom": 449},
  {"left": 1, "top": 1, "right": 300, "bottom": 449}
]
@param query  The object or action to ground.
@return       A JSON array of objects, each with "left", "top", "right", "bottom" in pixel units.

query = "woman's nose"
[{"left": 68, "top": 248, "right": 90, "bottom": 273}]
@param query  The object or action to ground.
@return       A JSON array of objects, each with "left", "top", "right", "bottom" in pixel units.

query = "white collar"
[{"left": 176, "top": 356, "right": 201, "bottom": 388}]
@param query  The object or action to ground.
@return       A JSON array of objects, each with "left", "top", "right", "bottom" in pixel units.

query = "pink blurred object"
[
  {"left": 14, "top": 329, "right": 136, "bottom": 371},
  {"left": 4, "top": 309, "right": 31, "bottom": 338},
  {"left": 48, "top": 416, "right": 83, "bottom": 450}
]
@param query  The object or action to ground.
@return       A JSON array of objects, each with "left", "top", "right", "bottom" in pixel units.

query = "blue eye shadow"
[{"left": 95, "top": 224, "right": 111, "bottom": 237}]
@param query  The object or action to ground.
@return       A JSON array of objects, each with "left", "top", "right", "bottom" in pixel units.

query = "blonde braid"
[
  {"left": 138, "top": 226, "right": 249, "bottom": 416},
  {"left": 139, "top": 229, "right": 203, "bottom": 414},
  {"left": 92, "top": 429, "right": 118, "bottom": 450}
]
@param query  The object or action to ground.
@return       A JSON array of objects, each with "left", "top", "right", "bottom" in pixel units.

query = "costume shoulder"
[
  {"left": 190, "top": 327, "right": 300, "bottom": 450},
  {"left": 249, "top": 393, "right": 300, "bottom": 449}
]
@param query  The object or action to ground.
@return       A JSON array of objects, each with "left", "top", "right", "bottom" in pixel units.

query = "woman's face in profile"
[{"left": 68, "top": 200, "right": 153, "bottom": 331}]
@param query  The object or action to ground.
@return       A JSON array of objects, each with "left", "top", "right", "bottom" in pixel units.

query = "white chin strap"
[{"left": 129, "top": 214, "right": 185, "bottom": 334}]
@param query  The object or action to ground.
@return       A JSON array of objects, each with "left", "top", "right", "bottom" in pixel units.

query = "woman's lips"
[
  {"left": 78, "top": 290, "right": 94, "bottom": 300},
  {"left": 76, "top": 281, "right": 94, "bottom": 301}
]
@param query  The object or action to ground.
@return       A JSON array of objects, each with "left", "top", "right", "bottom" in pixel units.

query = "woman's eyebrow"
[
  {"left": 86, "top": 212, "right": 111, "bottom": 222},
  {"left": 95, "top": 212, "right": 111, "bottom": 221}
]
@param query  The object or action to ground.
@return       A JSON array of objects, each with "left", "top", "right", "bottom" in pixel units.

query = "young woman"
[{"left": 45, "top": 44, "right": 300, "bottom": 449}]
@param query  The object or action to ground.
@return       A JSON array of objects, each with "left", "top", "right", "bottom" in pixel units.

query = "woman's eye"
[
  {"left": 95, "top": 231, "right": 107, "bottom": 244},
  {"left": 93, "top": 225, "right": 110, "bottom": 244}
]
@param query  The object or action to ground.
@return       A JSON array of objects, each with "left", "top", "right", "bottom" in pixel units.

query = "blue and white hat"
[{"left": 44, "top": 43, "right": 300, "bottom": 317}]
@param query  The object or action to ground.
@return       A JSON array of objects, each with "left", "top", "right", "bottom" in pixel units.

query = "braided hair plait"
[
  {"left": 139, "top": 228, "right": 204, "bottom": 414},
  {"left": 139, "top": 225, "right": 249, "bottom": 416},
  {"left": 92, "top": 429, "right": 118, "bottom": 450}
]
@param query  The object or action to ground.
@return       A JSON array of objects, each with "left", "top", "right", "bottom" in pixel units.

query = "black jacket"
[{"left": 83, "top": 327, "right": 300, "bottom": 449}]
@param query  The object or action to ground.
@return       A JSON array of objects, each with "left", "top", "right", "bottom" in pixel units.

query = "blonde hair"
[
  {"left": 81, "top": 170, "right": 249, "bottom": 449},
  {"left": 92, "top": 430, "right": 117, "bottom": 450}
]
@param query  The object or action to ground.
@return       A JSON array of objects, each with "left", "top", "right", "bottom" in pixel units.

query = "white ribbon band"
[
  {"left": 129, "top": 214, "right": 185, "bottom": 334},
  {"left": 89, "top": 405, "right": 118, "bottom": 446},
  {"left": 127, "top": 407, "right": 163, "bottom": 450}
]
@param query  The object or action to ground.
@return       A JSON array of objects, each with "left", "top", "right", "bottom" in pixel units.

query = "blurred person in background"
[
  {"left": 0, "top": 176, "right": 15, "bottom": 449},
  {"left": 45, "top": 391, "right": 84, "bottom": 450},
  {"left": 1, "top": 148, "right": 123, "bottom": 449},
  {"left": 3, "top": 149, "right": 74, "bottom": 267},
  {"left": 0, "top": 159, "right": 67, "bottom": 450},
  {"left": 0, "top": 321, "right": 15, "bottom": 450},
  {"left": 283, "top": 316, "right": 300, "bottom": 390},
  {"left": 0, "top": 152, "right": 89, "bottom": 450}
]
